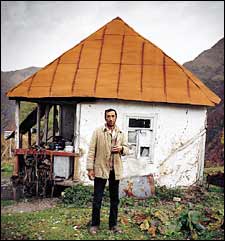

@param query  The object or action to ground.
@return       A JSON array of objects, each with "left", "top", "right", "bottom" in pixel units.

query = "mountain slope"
[
  {"left": 183, "top": 38, "right": 224, "bottom": 166},
  {"left": 1, "top": 67, "right": 40, "bottom": 131}
]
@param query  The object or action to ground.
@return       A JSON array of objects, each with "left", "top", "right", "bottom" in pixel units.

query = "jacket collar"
[{"left": 102, "top": 124, "right": 122, "bottom": 133}]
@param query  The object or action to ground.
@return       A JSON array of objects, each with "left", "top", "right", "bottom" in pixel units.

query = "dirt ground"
[
  {"left": 1, "top": 175, "right": 61, "bottom": 214},
  {"left": 1, "top": 197, "right": 61, "bottom": 214}
]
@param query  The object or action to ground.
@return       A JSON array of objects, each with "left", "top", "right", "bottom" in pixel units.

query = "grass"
[
  {"left": 1, "top": 161, "right": 14, "bottom": 178},
  {"left": 1, "top": 200, "right": 16, "bottom": 207},
  {"left": 1, "top": 165, "right": 223, "bottom": 239},
  {"left": 203, "top": 166, "right": 224, "bottom": 175},
  {"left": 1, "top": 178, "right": 224, "bottom": 240}
]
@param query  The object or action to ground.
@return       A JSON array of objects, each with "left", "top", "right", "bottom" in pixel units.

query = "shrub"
[
  {"left": 62, "top": 184, "right": 93, "bottom": 207},
  {"left": 1, "top": 162, "right": 13, "bottom": 173},
  {"left": 155, "top": 185, "right": 184, "bottom": 200}
]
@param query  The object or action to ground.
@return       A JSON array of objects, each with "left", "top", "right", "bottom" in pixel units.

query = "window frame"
[{"left": 125, "top": 113, "right": 157, "bottom": 164}]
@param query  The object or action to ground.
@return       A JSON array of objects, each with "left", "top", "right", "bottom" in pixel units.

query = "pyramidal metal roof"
[{"left": 7, "top": 17, "right": 220, "bottom": 106}]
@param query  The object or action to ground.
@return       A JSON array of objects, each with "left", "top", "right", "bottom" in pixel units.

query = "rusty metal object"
[{"left": 119, "top": 174, "right": 155, "bottom": 199}]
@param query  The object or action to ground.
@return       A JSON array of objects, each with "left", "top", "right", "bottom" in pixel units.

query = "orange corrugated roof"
[{"left": 7, "top": 17, "right": 221, "bottom": 106}]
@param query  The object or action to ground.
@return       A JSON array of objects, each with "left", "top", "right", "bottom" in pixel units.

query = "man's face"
[{"left": 105, "top": 111, "right": 117, "bottom": 127}]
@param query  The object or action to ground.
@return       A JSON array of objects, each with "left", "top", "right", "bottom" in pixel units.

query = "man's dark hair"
[{"left": 105, "top": 108, "right": 117, "bottom": 119}]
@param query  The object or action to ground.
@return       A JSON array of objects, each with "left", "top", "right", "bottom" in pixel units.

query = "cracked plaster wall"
[{"left": 76, "top": 99, "right": 207, "bottom": 187}]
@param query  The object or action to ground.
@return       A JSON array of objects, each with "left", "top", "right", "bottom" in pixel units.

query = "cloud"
[{"left": 1, "top": 1, "right": 224, "bottom": 70}]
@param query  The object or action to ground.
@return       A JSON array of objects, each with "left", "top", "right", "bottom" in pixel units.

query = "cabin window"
[
  {"left": 140, "top": 146, "right": 150, "bottom": 157},
  {"left": 129, "top": 118, "right": 151, "bottom": 128},
  {"left": 126, "top": 115, "right": 155, "bottom": 164},
  {"left": 128, "top": 131, "right": 137, "bottom": 143}
]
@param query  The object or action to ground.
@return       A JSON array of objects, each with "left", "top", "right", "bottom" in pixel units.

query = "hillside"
[
  {"left": 183, "top": 38, "right": 224, "bottom": 166},
  {"left": 1, "top": 67, "right": 40, "bottom": 131}
]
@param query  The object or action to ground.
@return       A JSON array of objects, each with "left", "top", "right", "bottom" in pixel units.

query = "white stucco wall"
[{"left": 76, "top": 99, "right": 207, "bottom": 188}]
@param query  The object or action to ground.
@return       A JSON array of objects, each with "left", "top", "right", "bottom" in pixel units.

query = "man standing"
[{"left": 86, "top": 108, "right": 128, "bottom": 235}]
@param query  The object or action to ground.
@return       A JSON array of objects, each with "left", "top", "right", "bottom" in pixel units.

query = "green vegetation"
[
  {"left": 1, "top": 179, "right": 224, "bottom": 240},
  {"left": 1, "top": 162, "right": 13, "bottom": 173},
  {"left": 62, "top": 184, "right": 94, "bottom": 207},
  {"left": 1, "top": 200, "right": 16, "bottom": 207},
  {"left": 221, "top": 130, "right": 224, "bottom": 145},
  {"left": 20, "top": 101, "right": 36, "bottom": 123},
  {"left": 1, "top": 161, "right": 13, "bottom": 178},
  {"left": 20, "top": 101, "right": 55, "bottom": 131},
  {"left": 204, "top": 166, "right": 224, "bottom": 175}
]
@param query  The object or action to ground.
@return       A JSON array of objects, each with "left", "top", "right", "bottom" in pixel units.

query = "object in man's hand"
[
  {"left": 111, "top": 146, "right": 121, "bottom": 153},
  {"left": 111, "top": 146, "right": 117, "bottom": 153}
]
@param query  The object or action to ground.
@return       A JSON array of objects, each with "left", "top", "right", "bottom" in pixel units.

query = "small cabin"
[{"left": 6, "top": 17, "right": 220, "bottom": 198}]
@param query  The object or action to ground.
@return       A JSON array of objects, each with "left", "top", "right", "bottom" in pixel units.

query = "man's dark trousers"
[{"left": 91, "top": 169, "right": 120, "bottom": 228}]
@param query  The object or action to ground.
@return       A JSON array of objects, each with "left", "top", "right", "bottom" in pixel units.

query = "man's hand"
[
  {"left": 88, "top": 169, "right": 95, "bottom": 180},
  {"left": 111, "top": 145, "right": 123, "bottom": 153}
]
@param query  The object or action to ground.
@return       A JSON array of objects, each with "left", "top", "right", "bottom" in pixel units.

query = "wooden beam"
[
  {"left": 73, "top": 155, "right": 80, "bottom": 181},
  {"left": 74, "top": 103, "right": 81, "bottom": 153},
  {"left": 36, "top": 103, "right": 41, "bottom": 146},
  {"left": 28, "top": 129, "right": 31, "bottom": 147},
  {"left": 15, "top": 100, "right": 20, "bottom": 148},
  {"left": 43, "top": 104, "right": 50, "bottom": 144},
  {"left": 53, "top": 105, "right": 59, "bottom": 137},
  {"left": 19, "top": 133, "right": 23, "bottom": 149},
  {"left": 58, "top": 105, "right": 62, "bottom": 136},
  {"left": 13, "top": 155, "right": 19, "bottom": 176}
]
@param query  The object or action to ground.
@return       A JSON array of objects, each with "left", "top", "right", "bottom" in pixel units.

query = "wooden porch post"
[
  {"left": 15, "top": 100, "right": 20, "bottom": 149},
  {"left": 74, "top": 103, "right": 81, "bottom": 153},
  {"left": 43, "top": 104, "right": 50, "bottom": 144},
  {"left": 73, "top": 103, "right": 81, "bottom": 181},
  {"left": 28, "top": 129, "right": 32, "bottom": 147},
  {"left": 53, "top": 105, "right": 58, "bottom": 138},
  {"left": 58, "top": 105, "right": 62, "bottom": 136},
  {"left": 14, "top": 100, "right": 20, "bottom": 176},
  {"left": 36, "top": 103, "right": 41, "bottom": 146}
]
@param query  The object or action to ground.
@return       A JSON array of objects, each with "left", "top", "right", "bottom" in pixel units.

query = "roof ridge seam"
[
  {"left": 187, "top": 76, "right": 191, "bottom": 100},
  {"left": 179, "top": 65, "right": 217, "bottom": 104},
  {"left": 94, "top": 26, "right": 107, "bottom": 93},
  {"left": 163, "top": 52, "right": 217, "bottom": 105},
  {"left": 6, "top": 72, "right": 36, "bottom": 96},
  {"left": 163, "top": 55, "right": 167, "bottom": 101},
  {"left": 49, "top": 58, "right": 60, "bottom": 96},
  {"left": 27, "top": 72, "right": 38, "bottom": 96},
  {"left": 117, "top": 27, "right": 126, "bottom": 95},
  {"left": 140, "top": 42, "right": 145, "bottom": 93},
  {"left": 71, "top": 44, "right": 84, "bottom": 93}
]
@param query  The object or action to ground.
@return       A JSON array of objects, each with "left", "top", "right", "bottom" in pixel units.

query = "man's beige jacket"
[{"left": 86, "top": 125, "right": 129, "bottom": 180}]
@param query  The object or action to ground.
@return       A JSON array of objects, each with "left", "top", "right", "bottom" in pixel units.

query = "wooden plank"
[
  {"left": 36, "top": 103, "right": 41, "bottom": 146},
  {"left": 28, "top": 129, "right": 32, "bottom": 147},
  {"left": 15, "top": 100, "right": 20, "bottom": 148},
  {"left": 53, "top": 105, "right": 58, "bottom": 137},
  {"left": 73, "top": 155, "right": 80, "bottom": 181},
  {"left": 43, "top": 104, "right": 50, "bottom": 144},
  {"left": 58, "top": 105, "right": 62, "bottom": 136},
  {"left": 13, "top": 155, "right": 19, "bottom": 176},
  {"left": 74, "top": 103, "right": 81, "bottom": 152},
  {"left": 14, "top": 148, "right": 79, "bottom": 156}
]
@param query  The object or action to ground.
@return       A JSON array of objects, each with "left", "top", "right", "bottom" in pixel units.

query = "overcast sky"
[{"left": 1, "top": 1, "right": 224, "bottom": 71}]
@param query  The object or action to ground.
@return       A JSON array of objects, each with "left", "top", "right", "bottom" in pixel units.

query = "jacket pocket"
[{"left": 94, "top": 166, "right": 103, "bottom": 177}]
